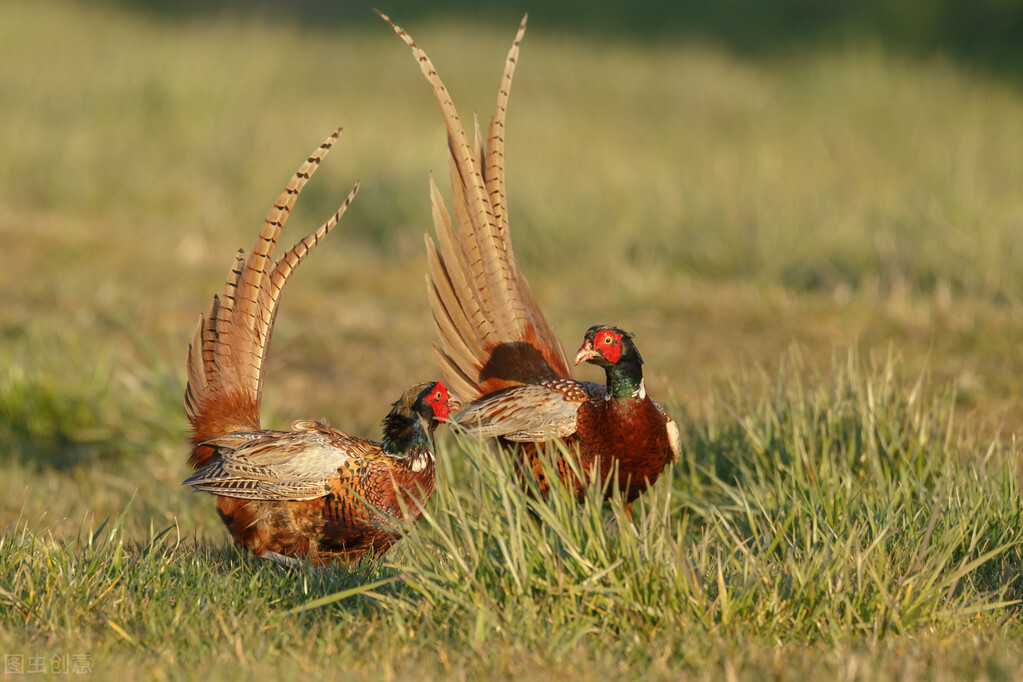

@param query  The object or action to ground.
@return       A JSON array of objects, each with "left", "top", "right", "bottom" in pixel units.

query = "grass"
[
  {"left": 3, "top": 355, "right": 1022, "bottom": 679},
  {"left": 2, "top": 1, "right": 1023, "bottom": 679}
]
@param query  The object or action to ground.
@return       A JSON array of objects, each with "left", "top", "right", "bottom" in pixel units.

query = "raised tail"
[
  {"left": 378, "top": 11, "right": 572, "bottom": 402},
  {"left": 185, "top": 128, "right": 360, "bottom": 468}
]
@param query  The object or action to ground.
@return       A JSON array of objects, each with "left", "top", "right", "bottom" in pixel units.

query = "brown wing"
[
  {"left": 184, "top": 128, "right": 359, "bottom": 467},
  {"left": 453, "top": 379, "right": 603, "bottom": 442},
  {"left": 182, "top": 422, "right": 380, "bottom": 500},
  {"left": 378, "top": 11, "right": 571, "bottom": 402}
]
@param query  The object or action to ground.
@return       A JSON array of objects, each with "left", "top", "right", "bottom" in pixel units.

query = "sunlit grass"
[
  {"left": 3, "top": 1, "right": 1023, "bottom": 679},
  {"left": 3, "top": 354, "right": 1021, "bottom": 679}
]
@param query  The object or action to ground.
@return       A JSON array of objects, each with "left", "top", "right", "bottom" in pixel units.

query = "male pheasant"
[
  {"left": 182, "top": 128, "right": 458, "bottom": 565},
  {"left": 379, "top": 14, "right": 680, "bottom": 521}
]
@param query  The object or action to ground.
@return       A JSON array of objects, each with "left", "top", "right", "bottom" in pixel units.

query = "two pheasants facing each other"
[
  {"left": 379, "top": 13, "right": 682, "bottom": 521},
  {"left": 182, "top": 128, "right": 459, "bottom": 566}
]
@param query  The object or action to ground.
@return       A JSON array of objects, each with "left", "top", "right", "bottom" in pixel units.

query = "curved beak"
[
  {"left": 573, "top": 341, "right": 600, "bottom": 366},
  {"left": 445, "top": 393, "right": 463, "bottom": 420}
]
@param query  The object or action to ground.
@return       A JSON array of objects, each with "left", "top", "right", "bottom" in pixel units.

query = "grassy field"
[{"left": 2, "top": 1, "right": 1023, "bottom": 679}]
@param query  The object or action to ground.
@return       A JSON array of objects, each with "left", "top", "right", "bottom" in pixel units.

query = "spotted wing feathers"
[
  {"left": 453, "top": 379, "right": 602, "bottom": 442},
  {"left": 183, "top": 423, "right": 379, "bottom": 501},
  {"left": 654, "top": 401, "right": 682, "bottom": 464}
]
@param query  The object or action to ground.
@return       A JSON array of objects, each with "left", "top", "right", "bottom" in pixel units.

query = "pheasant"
[
  {"left": 182, "top": 128, "right": 458, "bottom": 565},
  {"left": 379, "top": 13, "right": 681, "bottom": 521}
]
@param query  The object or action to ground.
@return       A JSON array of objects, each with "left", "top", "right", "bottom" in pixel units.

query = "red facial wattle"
[
  {"left": 593, "top": 331, "right": 623, "bottom": 364},
  {"left": 429, "top": 382, "right": 457, "bottom": 422}
]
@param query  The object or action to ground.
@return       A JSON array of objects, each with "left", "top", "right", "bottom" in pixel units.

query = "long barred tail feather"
[
  {"left": 378, "top": 11, "right": 571, "bottom": 403},
  {"left": 185, "top": 128, "right": 359, "bottom": 468}
]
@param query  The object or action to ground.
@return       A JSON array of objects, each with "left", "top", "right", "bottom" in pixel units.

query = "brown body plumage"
[
  {"left": 379, "top": 14, "right": 680, "bottom": 519},
  {"left": 183, "top": 129, "right": 457, "bottom": 564}
]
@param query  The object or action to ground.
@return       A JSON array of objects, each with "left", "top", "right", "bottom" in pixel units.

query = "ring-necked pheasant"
[
  {"left": 379, "top": 13, "right": 681, "bottom": 521},
  {"left": 182, "top": 128, "right": 458, "bottom": 565}
]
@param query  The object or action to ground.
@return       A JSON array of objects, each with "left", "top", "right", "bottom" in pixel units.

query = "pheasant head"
[
  {"left": 381, "top": 381, "right": 458, "bottom": 454},
  {"left": 573, "top": 326, "right": 646, "bottom": 400}
]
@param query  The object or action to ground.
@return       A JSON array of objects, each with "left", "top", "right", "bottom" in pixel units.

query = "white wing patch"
[{"left": 652, "top": 400, "right": 681, "bottom": 464}]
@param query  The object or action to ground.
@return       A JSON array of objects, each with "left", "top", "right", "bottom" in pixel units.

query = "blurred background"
[
  {"left": 2, "top": 0, "right": 1022, "bottom": 534},
  {"left": 109, "top": 0, "right": 1023, "bottom": 76}
]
